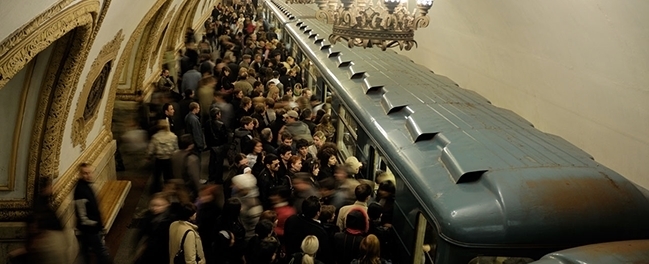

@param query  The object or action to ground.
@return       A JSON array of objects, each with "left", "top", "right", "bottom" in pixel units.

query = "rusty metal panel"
[{"left": 531, "top": 240, "right": 649, "bottom": 264}]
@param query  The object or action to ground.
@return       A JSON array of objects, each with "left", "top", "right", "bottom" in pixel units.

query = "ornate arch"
[
  {"left": 71, "top": 30, "right": 124, "bottom": 149},
  {"left": 114, "top": 0, "right": 172, "bottom": 100},
  {"left": 0, "top": 0, "right": 105, "bottom": 221},
  {"left": 149, "top": 6, "right": 177, "bottom": 70},
  {"left": 167, "top": 0, "right": 200, "bottom": 50}
]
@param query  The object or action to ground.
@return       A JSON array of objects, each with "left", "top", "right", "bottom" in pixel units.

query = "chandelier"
[{"left": 314, "top": 0, "right": 433, "bottom": 51}]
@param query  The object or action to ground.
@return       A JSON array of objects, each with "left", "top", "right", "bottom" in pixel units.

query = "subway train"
[{"left": 261, "top": 0, "right": 649, "bottom": 263}]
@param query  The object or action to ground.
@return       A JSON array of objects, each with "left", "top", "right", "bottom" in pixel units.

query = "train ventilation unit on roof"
[
  {"left": 405, "top": 114, "right": 440, "bottom": 143},
  {"left": 380, "top": 94, "right": 409, "bottom": 114},
  {"left": 441, "top": 143, "right": 492, "bottom": 184}
]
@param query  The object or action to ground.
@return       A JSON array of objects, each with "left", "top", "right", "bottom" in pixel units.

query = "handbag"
[{"left": 173, "top": 229, "right": 202, "bottom": 264}]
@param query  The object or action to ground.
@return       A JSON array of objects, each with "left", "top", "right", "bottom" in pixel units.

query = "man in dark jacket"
[
  {"left": 74, "top": 163, "right": 112, "bottom": 264},
  {"left": 184, "top": 102, "right": 205, "bottom": 153},
  {"left": 204, "top": 107, "right": 229, "bottom": 184},
  {"left": 283, "top": 196, "right": 333, "bottom": 263}
]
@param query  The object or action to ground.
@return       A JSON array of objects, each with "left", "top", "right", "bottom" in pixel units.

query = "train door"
[{"left": 414, "top": 213, "right": 439, "bottom": 264}]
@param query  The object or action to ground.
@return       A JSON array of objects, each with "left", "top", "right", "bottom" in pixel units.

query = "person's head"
[
  {"left": 199, "top": 184, "right": 219, "bottom": 204},
  {"left": 302, "top": 195, "right": 321, "bottom": 219},
  {"left": 240, "top": 116, "right": 254, "bottom": 130},
  {"left": 222, "top": 66, "right": 231, "bottom": 76},
  {"left": 189, "top": 102, "right": 200, "bottom": 114},
  {"left": 158, "top": 119, "right": 170, "bottom": 132},
  {"left": 246, "top": 138, "right": 263, "bottom": 155},
  {"left": 258, "top": 237, "right": 280, "bottom": 264},
  {"left": 334, "top": 165, "right": 349, "bottom": 181},
  {"left": 210, "top": 106, "right": 222, "bottom": 120},
  {"left": 367, "top": 202, "right": 383, "bottom": 222},
  {"left": 283, "top": 110, "right": 299, "bottom": 124},
  {"left": 300, "top": 108, "right": 312, "bottom": 121},
  {"left": 149, "top": 192, "right": 171, "bottom": 215},
  {"left": 346, "top": 208, "right": 369, "bottom": 233},
  {"left": 240, "top": 96, "right": 252, "bottom": 109},
  {"left": 311, "top": 162, "right": 320, "bottom": 177},
  {"left": 319, "top": 204, "right": 336, "bottom": 223},
  {"left": 378, "top": 180, "right": 396, "bottom": 199},
  {"left": 312, "top": 131, "right": 326, "bottom": 148},
  {"left": 354, "top": 183, "right": 372, "bottom": 202},
  {"left": 261, "top": 127, "right": 273, "bottom": 143},
  {"left": 78, "top": 163, "right": 93, "bottom": 182},
  {"left": 264, "top": 153, "right": 280, "bottom": 172},
  {"left": 223, "top": 197, "right": 242, "bottom": 221},
  {"left": 253, "top": 81, "right": 263, "bottom": 91},
  {"left": 280, "top": 131, "right": 293, "bottom": 146},
  {"left": 233, "top": 153, "right": 248, "bottom": 168},
  {"left": 260, "top": 210, "right": 278, "bottom": 224},
  {"left": 178, "top": 202, "right": 197, "bottom": 222},
  {"left": 254, "top": 54, "right": 262, "bottom": 63},
  {"left": 289, "top": 156, "right": 302, "bottom": 172},
  {"left": 319, "top": 114, "right": 332, "bottom": 126},
  {"left": 242, "top": 54, "right": 252, "bottom": 64},
  {"left": 161, "top": 69, "right": 170, "bottom": 77},
  {"left": 292, "top": 173, "right": 312, "bottom": 192},
  {"left": 359, "top": 235, "right": 382, "bottom": 262},
  {"left": 255, "top": 219, "right": 275, "bottom": 238},
  {"left": 184, "top": 88, "right": 194, "bottom": 99},
  {"left": 163, "top": 103, "right": 174, "bottom": 117},
  {"left": 179, "top": 134, "right": 195, "bottom": 150},
  {"left": 269, "top": 185, "right": 291, "bottom": 204},
  {"left": 296, "top": 139, "right": 310, "bottom": 157},
  {"left": 277, "top": 144, "right": 293, "bottom": 162},
  {"left": 345, "top": 156, "right": 363, "bottom": 174},
  {"left": 301, "top": 235, "right": 319, "bottom": 264}
]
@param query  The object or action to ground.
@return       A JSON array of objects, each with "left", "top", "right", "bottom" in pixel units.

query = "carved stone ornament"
[
  {"left": 149, "top": 6, "right": 177, "bottom": 70},
  {"left": 167, "top": 0, "right": 200, "bottom": 50},
  {"left": 72, "top": 30, "right": 125, "bottom": 149},
  {"left": 0, "top": 0, "right": 106, "bottom": 221},
  {"left": 115, "top": 0, "right": 173, "bottom": 99}
]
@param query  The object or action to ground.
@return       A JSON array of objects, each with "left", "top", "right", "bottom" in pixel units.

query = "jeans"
[{"left": 77, "top": 231, "right": 112, "bottom": 264}]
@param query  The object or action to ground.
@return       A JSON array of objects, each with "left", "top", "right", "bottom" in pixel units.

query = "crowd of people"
[
  {"left": 18, "top": 2, "right": 401, "bottom": 264},
  {"left": 137, "top": 2, "right": 399, "bottom": 264}
]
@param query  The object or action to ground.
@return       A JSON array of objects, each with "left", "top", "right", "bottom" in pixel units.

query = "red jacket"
[{"left": 274, "top": 204, "right": 296, "bottom": 237}]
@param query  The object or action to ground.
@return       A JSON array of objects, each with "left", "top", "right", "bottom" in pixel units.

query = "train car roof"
[
  {"left": 271, "top": 1, "right": 649, "bottom": 248},
  {"left": 530, "top": 240, "right": 649, "bottom": 264}
]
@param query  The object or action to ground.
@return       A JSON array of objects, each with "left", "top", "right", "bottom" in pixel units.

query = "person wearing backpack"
[
  {"left": 169, "top": 203, "right": 206, "bottom": 264},
  {"left": 229, "top": 116, "right": 255, "bottom": 163}
]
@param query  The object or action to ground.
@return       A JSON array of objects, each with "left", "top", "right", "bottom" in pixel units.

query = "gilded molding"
[
  {"left": 0, "top": 0, "right": 76, "bottom": 63},
  {"left": 72, "top": 30, "right": 125, "bottom": 149},
  {"left": 0, "top": 0, "right": 103, "bottom": 221},
  {"left": 115, "top": 0, "right": 172, "bottom": 98},
  {"left": 171, "top": 0, "right": 200, "bottom": 49},
  {"left": 149, "top": 6, "right": 177, "bottom": 70},
  {"left": 0, "top": 1, "right": 100, "bottom": 90}
]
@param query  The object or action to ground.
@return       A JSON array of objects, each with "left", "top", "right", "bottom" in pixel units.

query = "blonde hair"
[
  {"left": 158, "top": 119, "right": 170, "bottom": 131},
  {"left": 300, "top": 235, "right": 319, "bottom": 264}
]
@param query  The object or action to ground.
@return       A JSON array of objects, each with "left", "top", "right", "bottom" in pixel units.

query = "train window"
[
  {"left": 414, "top": 213, "right": 438, "bottom": 264},
  {"left": 336, "top": 107, "right": 357, "bottom": 160},
  {"left": 467, "top": 256, "right": 534, "bottom": 264}
]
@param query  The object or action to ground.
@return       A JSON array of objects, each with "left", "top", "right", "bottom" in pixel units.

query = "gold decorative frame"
[
  {"left": 115, "top": 0, "right": 172, "bottom": 100},
  {"left": 0, "top": 0, "right": 76, "bottom": 89},
  {"left": 0, "top": 0, "right": 105, "bottom": 221},
  {"left": 149, "top": 6, "right": 177, "bottom": 70},
  {"left": 71, "top": 30, "right": 125, "bottom": 149},
  {"left": 166, "top": 0, "right": 200, "bottom": 50}
]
